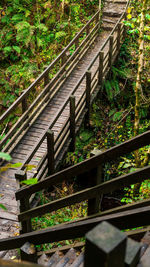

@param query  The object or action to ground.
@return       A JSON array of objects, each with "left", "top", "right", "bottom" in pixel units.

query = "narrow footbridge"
[{"left": 0, "top": 0, "right": 129, "bottom": 259}]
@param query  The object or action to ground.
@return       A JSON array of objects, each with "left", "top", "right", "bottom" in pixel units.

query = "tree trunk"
[{"left": 133, "top": 0, "right": 147, "bottom": 196}]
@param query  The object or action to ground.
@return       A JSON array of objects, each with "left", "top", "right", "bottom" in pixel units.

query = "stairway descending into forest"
[{"left": 0, "top": 0, "right": 128, "bottom": 260}]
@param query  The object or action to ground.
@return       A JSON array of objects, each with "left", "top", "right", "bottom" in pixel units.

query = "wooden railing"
[
  {"left": 14, "top": 8, "right": 127, "bottom": 182},
  {"left": 0, "top": 10, "right": 100, "bottom": 153},
  {"left": 0, "top": 0, "right": 129, "bottom": 186},
  {"left": 14, "top": 130, "right": 150, "bottom": 235},
  {"left": 1, "top": 221, "right": 148, "bottom": 266}
]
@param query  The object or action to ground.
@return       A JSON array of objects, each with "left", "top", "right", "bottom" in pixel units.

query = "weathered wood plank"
[{"left": 0, "top": 205, "right": 149, "bottom": 251}]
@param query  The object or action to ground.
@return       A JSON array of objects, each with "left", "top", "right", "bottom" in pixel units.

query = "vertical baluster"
[
  {"left": 44, "top": 72, "right": 49, "bottom": 87},
  {"left": 85, "top": 71, "right": 91, "bottom": 128},
  {"left": 75, "top": 38, "right": 79, "bottom": 50},
  {"left": 61, "top": 54, "right": 66, "bottom": 67},
  {"left": 117, "top": 23, "right": 121, "bottom": 51},
  {"left": 22, "top": 98, "right": 28, "bottom": 113},
  {"left": 98, "top": 51, "right": 104, "bottom": 87},
  {"left": 15, "top": 171, "right": 32, "bottom": 235},
  {"left": 109, "top": 35, "right": 114, "bottom": 69},
  {"left": 86, "top": 25, "right": 90, "bottom": 36},
  {"left": 88, "top": 149, "right": 103, "bottom": 215},
  {"left": 47, "top": 130, "right": 55, "bottom": 175},
  {"left": 70, "top": 95, "right": 75, "bottom": 152}
]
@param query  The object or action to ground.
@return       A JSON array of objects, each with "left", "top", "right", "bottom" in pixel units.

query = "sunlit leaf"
[
  {"left": 21, "top": 178, "right": 38, "bottom": 185},
  {"left": 0, "top": 152, "right": 12, "bottom": 161},
  {"left": 127, "top": 14, "right": 132, "bottom": 19},
  {"left": 0, "top": 203, "right": 7, "bottom": 210}
]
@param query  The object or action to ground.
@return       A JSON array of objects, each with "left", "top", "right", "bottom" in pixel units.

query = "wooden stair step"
[
  {"left": 69, "top": 252, "right": 84, "bottom": 267},
  {"left": 55, "top": 248, "right": 77, "bottom": 267}
]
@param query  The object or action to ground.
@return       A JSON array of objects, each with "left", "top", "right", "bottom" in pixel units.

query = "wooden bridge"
[{"left": 2, "top": 0, "right": 147, "bottom": 263}]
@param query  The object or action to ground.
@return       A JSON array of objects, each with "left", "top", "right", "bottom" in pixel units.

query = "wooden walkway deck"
[{"left": 0, "top": 0, "right": 128, "bottom": 259}]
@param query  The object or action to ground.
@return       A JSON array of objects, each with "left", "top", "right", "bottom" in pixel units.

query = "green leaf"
[
  {"left": 113, "top": 111, "right": 122, "bottom": 122},
  {"left": 13, "top": 46, "right": 21, "bottom": 54},
  {"left": 55, "top": 31, "right": 66, "bottom": 41},
  {"left": 37, "top": 24, "right": 48, "bottom": 32},
  {"left": 10, "top": 162, "right": 22, "bottom": 168},
  {"left": 3, "top": 46, "right": 12, "bottom": 53},
  {"left": 12, "top": 14, "right": 24, "bottom": 23},
  {"left": 0, "top": 152, "right": 12, "bottom": 161},
  {"left": 0, "top": 204, "right": 7, "bottom": 210},
  {"left": 21, "top": 178, "right": 38, "bottom": 185}
]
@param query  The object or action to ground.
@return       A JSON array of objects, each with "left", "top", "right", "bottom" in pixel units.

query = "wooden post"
[
  {"left": 98, "top": 51, "right": 104, "bottom": 87},
  {"left": 109, "top": 35, "right": 114, "bottom": 68},
  {"left": 22, "top": 98, "right": 28, "bottom": 113},
  {"left": 84, "top": 221, "right": 127, "bottom": 267},
  {"left": 75, "top": 38, "right": 79, "bottom": 50},
  {"left": 86, "top": 25, "right": 90, "bottom": 36},
  {"left": 44, "top": 73, "right": 49, "bottom": 87},
  {"left": 88, "top": 149, "right": 103, "bottom": 215},
  {"left": 70, "top": 95, "right": 75, "bottom": 152},
  {"left": 61, "top": 54, "right": 66, "bottom": 66},
  {"left": 15, "top": 171, "right": 32, "bottom": 235},
  {"left": 96, "top": 12, "right": 99, "bottom": 24},
  {"left": 117, "top": 23, "right": 121, "bottom": 51},
  {"left": 47, "top": 130, "right": 55, "bottom": 175},
  {"left": 20, "top": 242, "right": 37, "bottom": 263},
  {"left": 85, "top": 71, "right": 91, "bottom": 128}
]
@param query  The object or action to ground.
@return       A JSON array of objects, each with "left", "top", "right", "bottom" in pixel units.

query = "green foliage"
[
  {"left": 0, "top": 152, "right": 11, "bottom": 161},
  {"left": 21, "top": 178, "right": 38, "bottom": 185},
  {"left": 0, "top": 0, "right": 99, "bottom": 119}
]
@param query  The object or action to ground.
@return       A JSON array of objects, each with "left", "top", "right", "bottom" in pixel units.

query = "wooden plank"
[
  {"left": 16, "top": 129, "right": 150, "bottom": 198},
  {"left": 0, "top": 205, "right": 149, "bottom": 251},
  {"left": 17, "top": 165, "right": 150, "bottom": 221}
]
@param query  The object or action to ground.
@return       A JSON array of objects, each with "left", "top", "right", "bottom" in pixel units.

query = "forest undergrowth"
[{"left": 0, "top": 0, "right": 99, "bottom": 130}]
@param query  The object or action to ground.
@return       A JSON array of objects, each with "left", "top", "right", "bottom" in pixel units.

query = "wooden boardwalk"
[{"left": 0, "top": 0, "right": 128, "bottom": 259}]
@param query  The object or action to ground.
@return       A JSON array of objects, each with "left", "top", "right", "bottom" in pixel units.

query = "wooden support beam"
[
  {"left": 75, "top": 38, "right": 79, "bottom": 50},
  {"left": 85, "top": 71, "right": 91, "bottom": 128},
  {"left": 70, "top": 95, "right": 76, "bottom": 152},
  {"left": 98, "top": 51, "right": 104, "bottom": 86},
  {"left": 15, "top": 171, "right": 32, "bottom": 234},
  {"left": 88, "top": 149, "right": 103, "bottom": 215},
  {"left": 109, "top": 35, "right": 114, "bottom": 68},
  {"left": 86, "top": 25, "right": 90, "bottom": 36},
  {"left": 44, "top": 73, "right": 49, "bottom": 87},
  {"left": 47, "top": 130, "right": 55, "bottom": 175},
  {"left": 22, "top": 98, "right": 28, "bottom": 113},
  {"left": 84, "top": 221, "right": 127, "bottom": 267}
]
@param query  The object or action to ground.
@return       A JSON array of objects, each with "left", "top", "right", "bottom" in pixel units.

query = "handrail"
[
  {"left": 0, "top": 205, "right": 149, "bottom": 251},
  {"left": 16, "top": 130, "right": 150, "bottom": 199},
  {"left": 17, "top": 165, "right": 150, "bottom": 221}
]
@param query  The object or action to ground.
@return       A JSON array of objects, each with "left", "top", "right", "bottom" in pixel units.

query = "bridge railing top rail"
[{"left": 16, "top": 129, "right": 150, "bottom": 200}]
